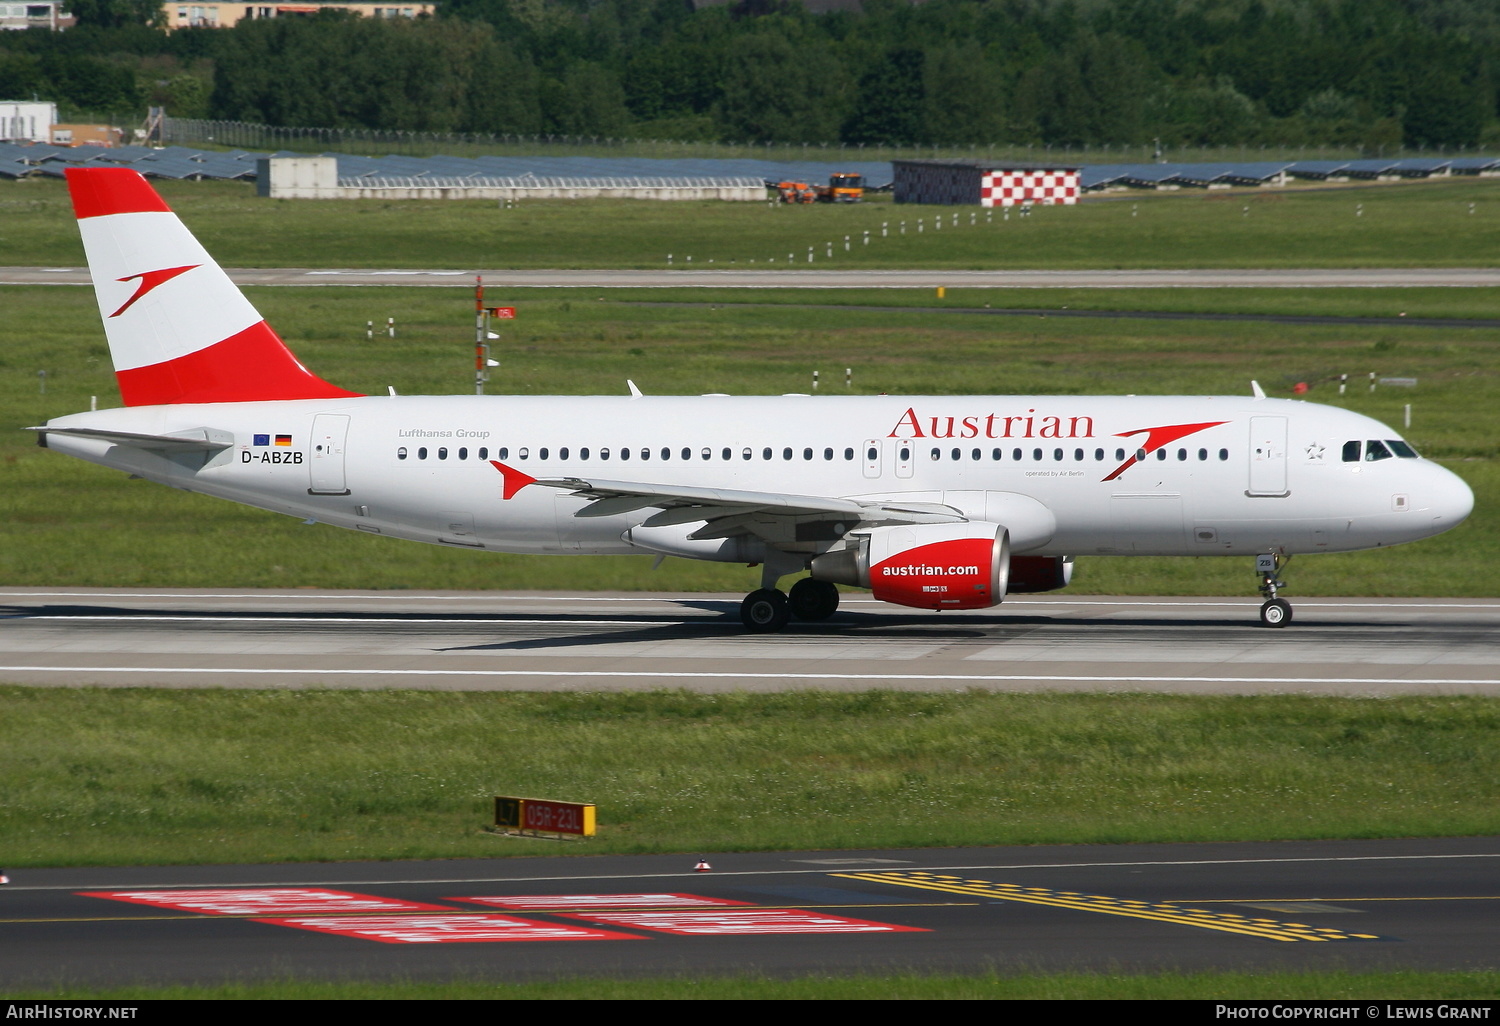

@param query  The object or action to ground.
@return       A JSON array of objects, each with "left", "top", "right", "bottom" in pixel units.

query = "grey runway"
[
  {"left": 3, "top": 836, "right": 1497, "bottom": 986},
  {"left": 0, "top": 589, "right": 1496, "bottom": 694},
  {"left": 7, "top": 266, "right": 1500, "bottom": 288}
]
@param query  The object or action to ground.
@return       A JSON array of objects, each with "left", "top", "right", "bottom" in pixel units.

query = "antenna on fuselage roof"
[{"left": 1250, "top": 380, "right": 1266, "bottom": 399}]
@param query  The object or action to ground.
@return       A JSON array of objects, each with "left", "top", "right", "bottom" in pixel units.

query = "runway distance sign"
[{"left": 495, "top": 796, "right": 596, "bottom": 837}]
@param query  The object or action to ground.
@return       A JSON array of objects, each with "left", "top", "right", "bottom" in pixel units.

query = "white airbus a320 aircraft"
[{"left": 36, "top": 168, "right": 1473, "bottom": 630}]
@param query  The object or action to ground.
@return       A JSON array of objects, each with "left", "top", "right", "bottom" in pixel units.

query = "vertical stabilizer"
[{"left": 66, "top": 167, "right": 361, "bottom": 406}]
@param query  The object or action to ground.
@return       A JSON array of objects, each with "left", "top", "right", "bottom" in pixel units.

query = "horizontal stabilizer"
[{"left": 30, "top": 426, "right": 235, "bottom": 451}]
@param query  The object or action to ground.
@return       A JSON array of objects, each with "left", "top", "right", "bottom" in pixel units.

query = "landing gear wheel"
[
  {"left": 1260, "top": 598, "right": 1293, "bottom": 628},
  {"left": 788, "top": 578, "right": 839, "bottom": 621},
  {"left": 740, "top": 589, "right": 790, "bottom": 632}
]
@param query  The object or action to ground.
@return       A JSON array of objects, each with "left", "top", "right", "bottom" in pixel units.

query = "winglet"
[{"left": 490, "top": 460, "right": 537, "bottom": 500}]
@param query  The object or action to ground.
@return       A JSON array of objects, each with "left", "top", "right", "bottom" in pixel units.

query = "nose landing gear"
[{"left": 1256, "top": 552, "right": 1292, "bottom": 627}]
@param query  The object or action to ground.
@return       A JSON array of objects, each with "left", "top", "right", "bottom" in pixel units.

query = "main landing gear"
[
  {"left": 1256, "top": 552, "right": 1293, "bottom": 627},
  {"left": 740, "top": 578, "right": 840, "bottom": 632}
]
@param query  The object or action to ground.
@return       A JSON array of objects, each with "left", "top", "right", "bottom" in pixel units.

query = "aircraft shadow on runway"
[
  {"left": 435, "top": 608, "right": 1421, "bottom": 653},
  {"left": 0, "top": 603, "right": 1460, "bottom": 655}
]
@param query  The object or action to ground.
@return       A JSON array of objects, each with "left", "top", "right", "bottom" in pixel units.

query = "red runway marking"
[
  {"left": 78, "top": 888, "right": 457, "bottom": 916},
  {"left": 262, "top": 913, "right": 643, "bottom": 944},
  {"left": 453, "top": 893, "right": 755, "bottom": 910}
]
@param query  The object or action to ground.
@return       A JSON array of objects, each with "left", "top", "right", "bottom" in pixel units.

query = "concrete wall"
[
  {"left": 258, "top": 156, "right": 765, "bottom": 201},
  {"left": 257, "top": 156, "right": 339, "bottom": 198}
]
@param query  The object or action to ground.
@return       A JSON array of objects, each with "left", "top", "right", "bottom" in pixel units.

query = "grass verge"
[
  {"left": 3, "top": 688, "right": 1497, "bottom": 868},
  {"left": 12, "top": 969, "right": 1500, "bottom": 999},
  {"left": 4, "top": 175, "right": 1500, "bottom": 269}
]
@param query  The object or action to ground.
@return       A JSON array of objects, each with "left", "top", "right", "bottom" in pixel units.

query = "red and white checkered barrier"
[
  {"left": 980, "top": 170, "right": 1079, "bottom": 208},
  {"left": 894, "top": 162, "right": 1079, "bottom": 207}
]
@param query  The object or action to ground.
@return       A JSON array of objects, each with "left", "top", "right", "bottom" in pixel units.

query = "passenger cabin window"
[{"left": 397, "top": 447, "right": 408, "bottom": 460}]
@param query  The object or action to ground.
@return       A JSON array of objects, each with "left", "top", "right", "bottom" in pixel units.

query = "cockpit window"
[
  {"left": 1365, "top": 440, "right": 1394, "bottom": 462},
  {"left": 1342, "top": 441, "right": 1362, "bottom": 462},
  {"left": 1387, "top": 439, "right": 1419, "bottom": 458}
]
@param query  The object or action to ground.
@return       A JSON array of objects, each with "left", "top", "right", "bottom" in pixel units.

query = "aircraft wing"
[{"left": 530, "top": 472, "right": 965, "bottom": 538}]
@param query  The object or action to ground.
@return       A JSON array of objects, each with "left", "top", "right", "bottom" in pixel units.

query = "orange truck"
[{"left": 816, "top": 172, "right": 864, "bottom": 202}]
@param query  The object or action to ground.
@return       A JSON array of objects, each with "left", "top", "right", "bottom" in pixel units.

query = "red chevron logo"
[
  {"left": 1102, "top": 421, "right": 1228, "bottom": 482},
  {"left": 109, "top": 264, "right": 199, "bottom": 318}
]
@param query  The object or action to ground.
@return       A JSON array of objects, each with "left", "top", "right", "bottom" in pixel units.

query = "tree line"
[{"left": 1, "top": 0, "right": 1496, "bottom": 151}]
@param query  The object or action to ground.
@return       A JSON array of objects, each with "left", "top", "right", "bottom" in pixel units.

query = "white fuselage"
[{"left": 43, "top": 393, "right": 1473, "bottom": 562}]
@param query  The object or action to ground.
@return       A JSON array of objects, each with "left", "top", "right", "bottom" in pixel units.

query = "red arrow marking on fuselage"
[
  {"left": 1101, "top": 421, "right": 1229, "bottom": 482},
  {"left": 109, "top": 264, "right": 199, "bottom": 318},
  {"left": 490, "top": 460, "right": 537, "bottom": 500}
]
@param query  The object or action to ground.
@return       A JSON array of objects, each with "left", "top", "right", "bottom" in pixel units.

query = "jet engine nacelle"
[
  {"left": 809, "top": 522, "right": 1009, "bottom": 610},
  {"left": 1006, "top": 555, "right": 1074, "bottom": 593}
]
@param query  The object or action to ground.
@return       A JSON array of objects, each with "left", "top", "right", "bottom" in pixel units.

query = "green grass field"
[
  {"left": 5, "top": 688, "right": 1498, "bottom": 867},
  {"left": 4, "top": 175, "right": 1500, "bottom": 269},
  {"left": 14, "top": 969, "right": 1500, "bottom": 1000}
]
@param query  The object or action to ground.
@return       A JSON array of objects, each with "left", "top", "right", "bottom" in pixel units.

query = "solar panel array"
[{"left": 4, "top": 141, "right": 1498, "bottom": 191}]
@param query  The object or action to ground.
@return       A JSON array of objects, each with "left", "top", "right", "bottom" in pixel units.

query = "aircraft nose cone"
[{"left": 1422, "top": 464, "right": 1474, "bottom": 527}]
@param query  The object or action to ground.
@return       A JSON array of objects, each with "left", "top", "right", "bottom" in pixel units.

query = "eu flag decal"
[{"left": 253, "top": 434, "right": 270, "bottom": 446}]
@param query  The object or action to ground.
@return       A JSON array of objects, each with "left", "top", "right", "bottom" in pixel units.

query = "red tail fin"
[{"left": 67, "top": 167, "right": 361, "bottom": 406}]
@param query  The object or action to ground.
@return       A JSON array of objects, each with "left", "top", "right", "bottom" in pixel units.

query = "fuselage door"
[
  {"left": 1248, "top": 416, "right": 1289, "bottom": 497},
  {"left": 308, "top": 413, "right": 351, "bottom": 495}
]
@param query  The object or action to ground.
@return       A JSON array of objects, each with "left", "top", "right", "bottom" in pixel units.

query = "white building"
[
  {"left": 1, "top": 100, "right": 59, "bottom": 144},
  {"left": 0, "top": 1, "right": 72, "bottom": 30}
]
